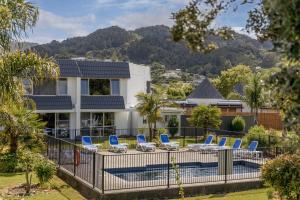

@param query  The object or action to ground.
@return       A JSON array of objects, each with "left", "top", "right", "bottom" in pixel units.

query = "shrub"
[
  {"left": 262, "top": 154, "right": 300, "bottom": 200},
  {"left": 245, "top": 125, "right": 268, "bottom": 147},
  {"left": 35, "top": 159, "right": 56, "bottom": 185},
  {"left": 0, "top": 153, "right": 21, "bottom": 172},
  {"left": 231, "top": 116, "right": 245, "bottom": 132},
  {"left": 168, "top": 116, "right": 179, "bottom": 138}
]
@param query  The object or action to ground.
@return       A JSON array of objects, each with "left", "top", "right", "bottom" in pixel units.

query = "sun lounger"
[
  {"left": 136, "top": 134, "right": 156, "bottom": 152},
  {"left": 109, "top": 135, "right": 128, "bottom": 153},
  {"left": 160, "top": 134, "right": 179, "bottom": 151},
  {"left": 187, "top": 134, "right": 214, "bottom": 151},
  {"left": 81, "top": 136, "right": 100, "bottom": 152}
]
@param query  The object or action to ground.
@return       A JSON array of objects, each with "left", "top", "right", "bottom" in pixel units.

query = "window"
[
  {"left": 89, "top": 79, "right": 110, "bottom": 95},
  {"left": 111, "top": 79, "right": 120, "bottom": 95},
  {"left": 80, "top": 112, "right": 90, "bottom": 128},
  {"left": 23, "top": 79, "right": 32, "bottom": 95},
  {"left": 81, "top": 79, "right": 89, "bottom": 95},
  {"left": 57, "top": 78, "right": 68, "bottom": 95},
  {"left": 39, "top": 113, "right": 55, "bottom": 128},
  {"left": 104, "top": 113, "right": 114, "bottom": 126},
  {"left": 80, "top": 112, "right": 114, "bottom": 128},
  {"left": 91, "top": 113, "right": 104, "bottom": 127},
  {"left": 33, "top": 80, "right": 56, "bottom": 95},
  {"left": 56, "top": 113, "right": 70, "bottom": 129}
]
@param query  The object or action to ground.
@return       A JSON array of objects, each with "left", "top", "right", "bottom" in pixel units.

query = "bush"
[
  {"left": 168, "top": 116, "right": 179, "bottom": 138},
  {"left": 262, "top": 154, "right": 300, "bottom": 199},
  {"left": 245, "top": 125, "right": 268, "bottom": 147},
  {"left": 0, "top": 153, "right": 22, "bottom": 172},
  {"left": 231, "top": 116, "right": 245, "bottom": 132},
  {"left": 35, "top": 159, "right": 56, "bottom": 185}
]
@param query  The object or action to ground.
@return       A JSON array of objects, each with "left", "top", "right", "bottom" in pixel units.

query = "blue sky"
[{"left": 27, "top": 0, "right": 255, "bottom": 44}]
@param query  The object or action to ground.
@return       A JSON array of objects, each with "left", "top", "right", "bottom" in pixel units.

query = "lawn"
[
  {"left": 183, "top": 188, "right": 269, "bottom": 200},
  {"left": 0, "top": 173, "right": 84, "bottom": 200}
]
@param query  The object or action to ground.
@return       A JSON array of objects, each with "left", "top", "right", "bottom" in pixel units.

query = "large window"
[
  {"left": 33, "top": 80, "right": 56, "bottom": 95},
  {"left": 56, "top": 113, "right": 70, "bottom": 129},
  {"left": 80, "top": 112, "right": 114, "bottom": 136},
  {"left": 57, "top": 78, "right": 68, "bottom": 95},
  {"left": 89, "top": 79, "right": 110, "bottom": 95}
]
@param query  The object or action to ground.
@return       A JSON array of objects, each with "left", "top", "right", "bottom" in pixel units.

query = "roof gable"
[
  {"left": 57, "top": 59, "right": 130, "bottom": 78},
  {"left": 188, "top": 78, "right": 223, "bottom": 99}
]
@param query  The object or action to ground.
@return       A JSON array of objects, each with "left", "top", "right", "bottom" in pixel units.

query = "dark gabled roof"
[
  {"left": 57, "top": 59, "right": 131, "bottom": 78},
  {"left": 81, "top": 96, "right": 125, "bottom": 109},
  {"left": 26, "top": 95, "right": 73, "bottom": 110},
  {"left": 188, "top": 78, "right": 223, "bottom": 99}
]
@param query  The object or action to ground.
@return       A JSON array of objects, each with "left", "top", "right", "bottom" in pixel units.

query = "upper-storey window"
[
  {"left": 57, "top": 78, "right": 68, "bottom": 95},
  {"left": 23, "top": 79, "right": 33, "bottom": 95},
  {"left": 33, "top": 80, "right": 56, "bottom": 95},
  {"left": 111, "top": 79, "right": 120, "bottom": 95},
  {"left": 81, "top": 79, "right": 89, "bottom": 95},
  {"left": 90, "top": 79, "right": 110, "bottom": 95}
]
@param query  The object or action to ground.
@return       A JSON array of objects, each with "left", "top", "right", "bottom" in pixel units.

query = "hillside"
[{"left": 32, "top": 25, "right": 278, "bottom": 75}]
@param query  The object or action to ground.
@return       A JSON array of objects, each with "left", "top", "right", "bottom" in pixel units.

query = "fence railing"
[{"left": 46, "top": 135, "right": 290, "bottom": 193}]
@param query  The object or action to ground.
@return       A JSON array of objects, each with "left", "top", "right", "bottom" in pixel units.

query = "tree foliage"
[
  {"left": 231, "top": 116, "right": 245, "bottom": 132},
  {"left": 0, "top": 103, "right": 46, "bottom": 154},
  {"left": 168, "top": 116, "right": 179, "bottom": 138},
  {"left": 167, "top": 82, "right": 194, "bottom": 100},
  {"left": 262, "top": 154, "right": 300, "bottom": 200},
  {"left": 188, "top": 105, "right": 221, "bottom": 131},
  {"left": 212, "top": 64, "right": 253, "bottom": 98},
  {"left": 151, "top": 62, "right": 166, "bottom": 84},
  {"left": 0, "top": 0, "right": 39, "bottom": 52}
]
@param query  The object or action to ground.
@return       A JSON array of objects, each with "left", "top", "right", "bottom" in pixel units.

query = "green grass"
[
  {"left": 0, "top": 173, "right": 84, "bottom": 200},
  {"left": 182, "top": 188, "right": 269, "bottom": 200}
]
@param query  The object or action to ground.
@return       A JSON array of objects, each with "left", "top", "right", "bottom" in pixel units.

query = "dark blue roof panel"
[
  {"left": 81, "top": 96, "right": 125, "bottom": 109},
  {"left": 26, "top": 95, "right": 73, "bottom": 110}
]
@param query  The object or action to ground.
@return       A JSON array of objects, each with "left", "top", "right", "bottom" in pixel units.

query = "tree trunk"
[
  {"left": 148, "top": 122, "right": 152, "bottom": 142},
  {"left": 255, "top": 107, "right": 259, "bottom": 125},
  {"left": 9, "top": 132, "right": 18, "bottom": 154},
  {"left": 153, "top": 122, "right": 157, "bottom": 140},
  {"left": 25, "top": 167, "right": 32, "bottom": 194}
]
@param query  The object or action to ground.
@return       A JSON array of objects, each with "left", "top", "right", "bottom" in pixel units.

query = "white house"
[{"left": 25, "top": 59, "right": 153, "bottom": 138}]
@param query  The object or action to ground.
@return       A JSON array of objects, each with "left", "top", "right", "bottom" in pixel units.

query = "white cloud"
[
  {"left": 37, "top": 9, "right": 95, "bottom": 36},
  {"left": 232, "top": 26, "right": 256, "bottom": 38},
  {"left": 109, "top": 7, "right": 174, "bottom": 30}
]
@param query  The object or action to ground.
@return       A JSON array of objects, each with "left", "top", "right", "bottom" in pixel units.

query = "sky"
[{"left": 26, "top": 0, "right": 255, "bottom": 44}]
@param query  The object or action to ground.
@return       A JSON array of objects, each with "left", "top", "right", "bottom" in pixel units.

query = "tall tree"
[
  {"left": 244, "top": 73, "right": 264, "bottom": 124},
  {"left": 212, "top": 64, "right": 253, "bottom": 98},
  {"left": 151, "top": 62, "right": 166, "bottom": 84},
  {"left": 136, "top": 87, "right": 172, "bottom": 141},
  {"left": 188, "top": 105, "right": 221, "bottom": 135}
]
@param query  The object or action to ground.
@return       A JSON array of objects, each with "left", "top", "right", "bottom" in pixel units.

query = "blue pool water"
[{"left": 106, "top": 161, "right": 260, "bottom": 182}]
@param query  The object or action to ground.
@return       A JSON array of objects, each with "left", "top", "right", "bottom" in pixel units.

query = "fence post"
[
  {"left": 92, "top": 152, "right": 96, "bottom": 188},
  {"left": 167, "top": 151, "right": 170, "bottom": 188},
  {"left": 73, "top": 145, "right": 76, "bottom": 176},
  {"left": 58, "top": 139, "right": 61, "bottom": 167},
  {"left": 101, "top": 155, "right": 105, "bottom": 194},
  {"left": 224, "top": 149, "right": 227, "bottom": 183}
]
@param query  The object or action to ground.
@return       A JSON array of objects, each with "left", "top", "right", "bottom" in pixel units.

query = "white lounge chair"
[
  {"left": 188, "top": 134, "right": 214, "bottom": 151},
  {"left": 81, "top": 136, "right": 100, "bottom": 152},
  {"left": 109, "top": 135, "right": 128, "bottom": 153},
  {"left": 136, "top": 134, "right": 156, "bottom": 152},
  {"left": 160, "top": 134, "right": 179, "bottom": 151}
]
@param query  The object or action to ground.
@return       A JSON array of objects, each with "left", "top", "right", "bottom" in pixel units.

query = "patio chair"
[
  {"left": 81, "top": 136, "right": 100, "bottom": 152},
  {"left": 109, "top": 135, "right": 128, "bottom": 153},
  {"left": 187, "top": 134, "right": 214, "bottom": 151},
  {"left": 136, "top": 134, "right": 156, "bottom": 152},
  {"left": 199, "top": 137, "right": 227, "bottom": 151},
  {"left": 160, "top": 134, "right": 180, "bottom": 151},
  {"left": 234, "top": 141, "right": 262, "bottom": 159}
]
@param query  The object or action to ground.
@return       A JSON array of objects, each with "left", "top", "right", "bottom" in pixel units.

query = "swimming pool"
[{"left": 106, "top": 161, "right": 260, "bottom": 182}]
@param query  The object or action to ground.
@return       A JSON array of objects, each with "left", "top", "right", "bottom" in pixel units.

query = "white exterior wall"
[{"left": 126, "top": 63, "right": 151, "bottom": 108}]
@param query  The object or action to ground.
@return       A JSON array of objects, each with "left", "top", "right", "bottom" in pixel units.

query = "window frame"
[
  {"left": 81, "top": 78, "right": 121, "bottom": 96},
  {"left": 56, "top": 78, "right": 68, "bottom": 95}
]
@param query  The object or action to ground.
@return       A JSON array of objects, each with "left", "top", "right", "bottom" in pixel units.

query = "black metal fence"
[{"left": 46, "top": 135, "right": 290, "bottom": 193}]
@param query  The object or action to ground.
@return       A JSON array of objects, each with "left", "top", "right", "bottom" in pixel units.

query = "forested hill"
[{"left": 32, "top": 25, "right": 278, "bottom": 75}]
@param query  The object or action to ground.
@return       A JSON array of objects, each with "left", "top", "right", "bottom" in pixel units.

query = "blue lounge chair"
[
  {"left": 136, "top": 134, "right": 156, "bottom": 152},
  {"left": 187, "top": 134, "right": 214, "bottom": 151},
  {"left": 109, "top": 135, "right": 128, "bottom": 153},
  {"left": 234, "top": 141, "right": 262, "bottom": 159},
  {"left": 160, "top": 134, "right": 179, "bottom": 151},
  {"left": 200, "top": 137, "right": 227, "bottom": 151},
  {"left": 232, "top": 138, "right": 242, "bottom": 150},
  {"left": 81, "top": 136, "right": 100, "bottom": 152}
]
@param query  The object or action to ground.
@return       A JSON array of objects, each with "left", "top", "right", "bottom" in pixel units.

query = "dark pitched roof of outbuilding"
[
  {"left": 81, "top": 96, "right": 125, "bottom": 109},
  {"left": 26, "top": 95, "right": 73, "bottom": 110},
  {"left": 57, "top": 59, "right": 130, "bottom": 78},
  {"left": 188, "top": 78, "right": 223, "bottom": 99}
]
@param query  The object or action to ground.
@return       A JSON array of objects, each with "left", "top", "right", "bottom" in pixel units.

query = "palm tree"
[
  {"left": 135, "top": 87, "right": 172, "bottom": 141},
  {"left": 244, "top": 73, "right": 264, "bottom": 124},
  {"left": 0, "top": 103, "right": 46, "bottom": 153}
]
